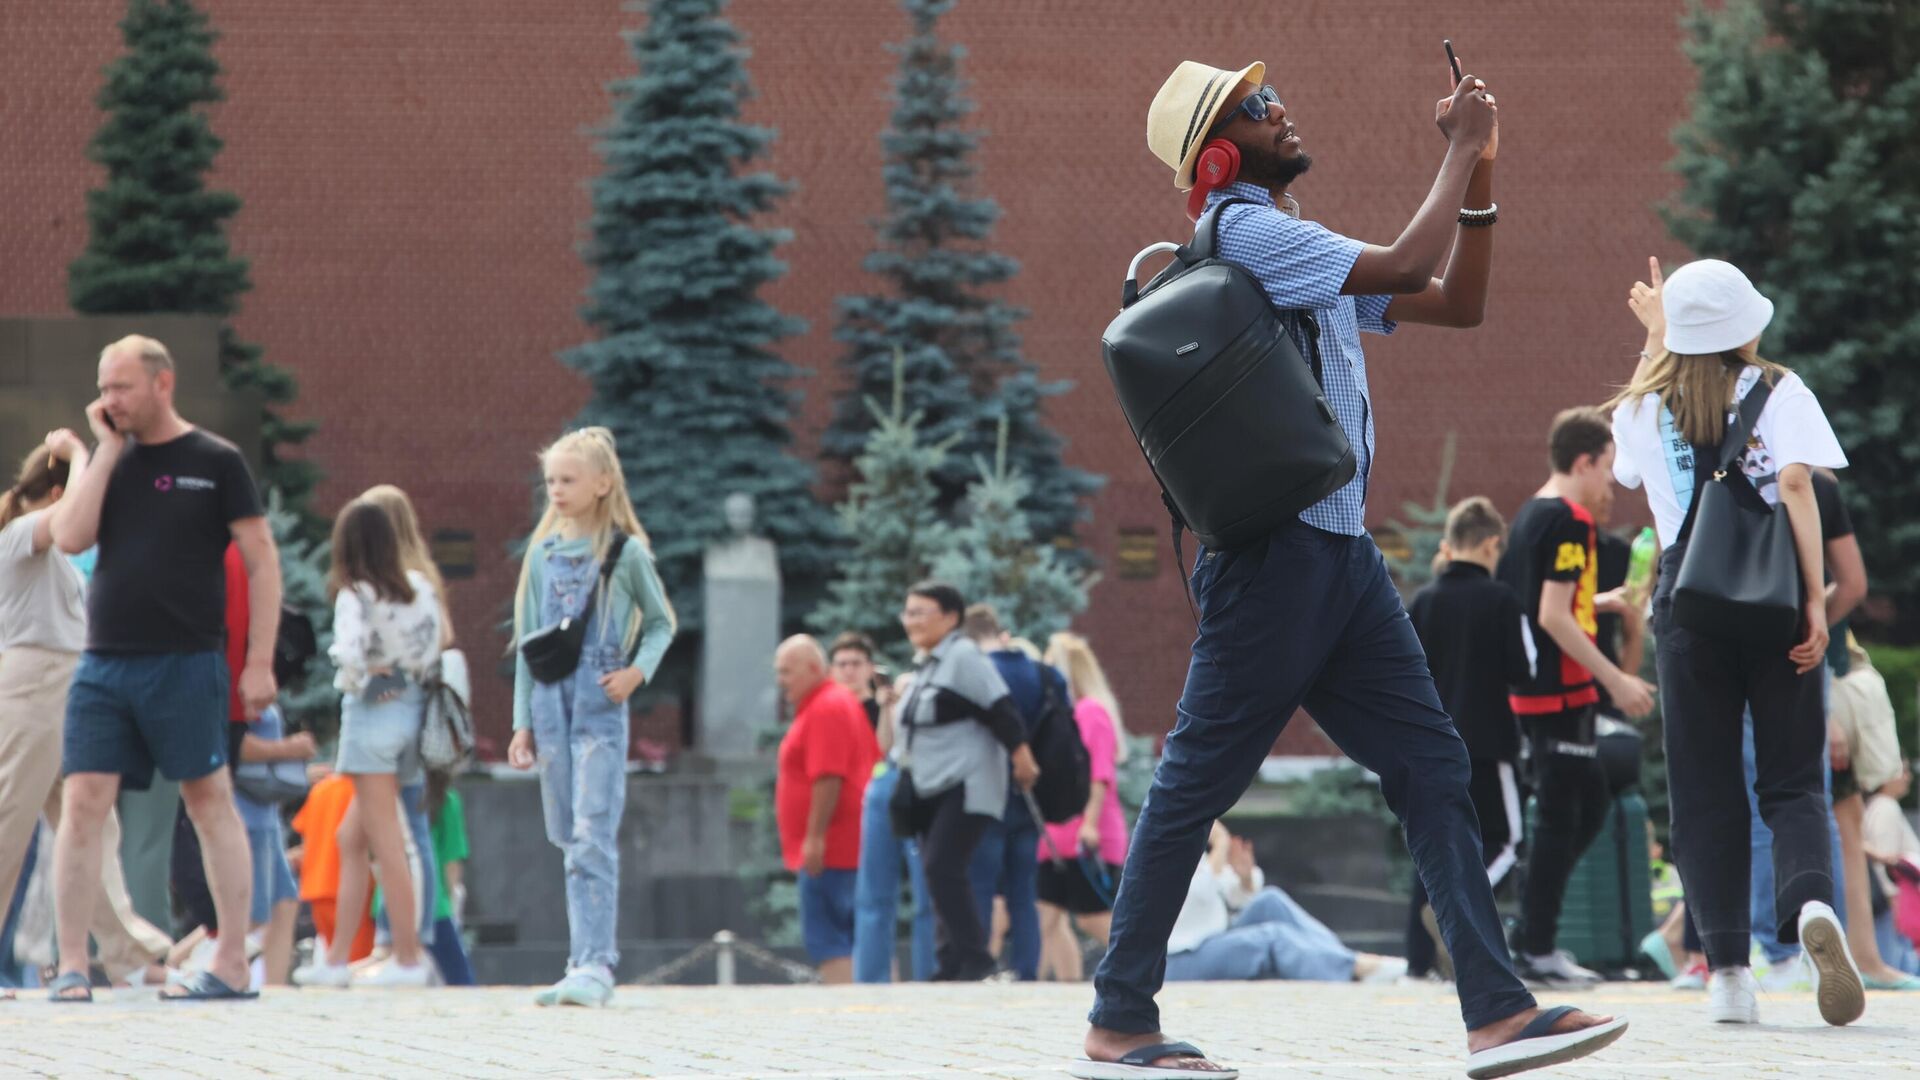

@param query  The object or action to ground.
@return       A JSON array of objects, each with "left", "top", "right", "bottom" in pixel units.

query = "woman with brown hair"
[
  {"left": 1610, "top": 257, "right": 1859, "bottom": 1027},
  {"left": 291, "top": 501, "right": 441, "bottom": 989},
  {"left": 357, "top": 484, "right": 457, "bottom": 963}
]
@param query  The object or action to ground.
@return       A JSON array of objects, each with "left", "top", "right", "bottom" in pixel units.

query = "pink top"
[{"left": 1041, "top": 698, "right": 1129, "bottom": 866}]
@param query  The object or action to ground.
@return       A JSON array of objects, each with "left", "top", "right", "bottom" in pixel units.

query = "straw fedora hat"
[{"left": 1148, "top": 60, "right": 1266, "bottom": 190}]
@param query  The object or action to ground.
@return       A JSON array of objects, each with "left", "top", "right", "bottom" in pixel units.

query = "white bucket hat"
[
  {"left": 1147, "top": 60, "right": 1265, "bottom": 190},
  {"left": 1661, "top": 259, "right": 1774, "bottom": 355}
]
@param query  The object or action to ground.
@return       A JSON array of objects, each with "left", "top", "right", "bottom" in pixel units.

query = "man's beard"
[{"left": 1238, "top": 144, "right": 1313, "bottom": 191}]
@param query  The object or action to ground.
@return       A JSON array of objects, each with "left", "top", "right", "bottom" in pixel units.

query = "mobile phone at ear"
[
  {"left": 101, "top": 410, "right": 116, "bottom": 433},
  {"left": 1445, "top": 39, "right": 1462, "bottom": 85}
]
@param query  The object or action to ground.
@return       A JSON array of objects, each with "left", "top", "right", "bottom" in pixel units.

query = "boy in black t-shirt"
[
  {"left": 1405, "top": 496, "right": 1534, "bottom": 978},
  {"left": 1497, "top": 408, "right": 1655, "bottom": 988}
]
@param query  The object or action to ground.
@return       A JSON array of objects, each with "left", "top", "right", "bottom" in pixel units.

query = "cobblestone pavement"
[{"left": 3, "top": 980, "right": 1917, "bottom": 1078}]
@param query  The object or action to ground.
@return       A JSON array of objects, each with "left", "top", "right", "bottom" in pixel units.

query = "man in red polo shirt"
[{"left": 774, "top": 635, "right": 880, "bottom": 984}]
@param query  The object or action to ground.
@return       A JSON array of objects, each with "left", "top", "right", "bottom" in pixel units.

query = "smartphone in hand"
[{"left": 1445, "top": 39, "right": 1462, "bottom": 84}]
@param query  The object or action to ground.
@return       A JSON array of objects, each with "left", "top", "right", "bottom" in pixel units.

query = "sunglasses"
[{"left": 1230, "top": 85, "right": 1283, "bottom": 124}]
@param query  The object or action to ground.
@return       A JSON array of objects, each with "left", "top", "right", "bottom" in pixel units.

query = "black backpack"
[
  {"left": 274, "top": 605, "right": 318, "bottom": 690},
  {"left": 1027, "top": 669, "right": 1091, "bottom": 825},
  {"left": 1101, "top": 198, "right": 1354, "bottom": 552}
]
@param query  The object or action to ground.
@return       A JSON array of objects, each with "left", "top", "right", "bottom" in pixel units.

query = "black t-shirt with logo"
[
  {"left": 88, "top": 429, "right": 263, "bottom": 654},
  {"left": 1497, "top": 496, "right": 1600, "bottom": 715}
]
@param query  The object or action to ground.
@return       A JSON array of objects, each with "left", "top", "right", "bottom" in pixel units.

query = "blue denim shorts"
[
  {"left": 336, "top": 685, "right": 424, "bottom": 779},
  {"left": 247, "top": 822, "right": 299, "bottom": 925},
  {"left": 64, "top": 651, "right": 230, "bottom": 790},
  {"left": 798, "top": 868, "right": 858, "bottom": 964}
]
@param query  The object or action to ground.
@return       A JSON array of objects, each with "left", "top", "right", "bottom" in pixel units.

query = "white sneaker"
[
  {"left": 291, "top": 959, "right": 352, "bottom": 988},
  {"left": 1517, "top": 950, "right": 1604, "bottom": 986},
  {"left": 352, "top": 960, "right": 432, "bottom": 988},
  {"left": 1797, "top": 901, "right": 1864, "bottom": 1026},
  {"left": 1756, "top": 954, "right": 1809, "bottom": 993},
  {"left": 1707, "top": 966, "right": 1759, "bottom": 1024}
]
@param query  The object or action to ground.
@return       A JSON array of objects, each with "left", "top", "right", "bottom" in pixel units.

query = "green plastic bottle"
[{"left": 1626, "top": 526, "right": 1657, "bottom": 601}]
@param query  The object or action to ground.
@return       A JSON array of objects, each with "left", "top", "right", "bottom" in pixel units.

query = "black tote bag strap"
[{"left": 1675, "top": 374, "right": 1777, "bottom": 546}]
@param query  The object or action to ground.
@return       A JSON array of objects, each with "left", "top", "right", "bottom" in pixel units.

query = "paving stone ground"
[{"left": 2, "top": 981, "right": 1917, "bottom": 1078}]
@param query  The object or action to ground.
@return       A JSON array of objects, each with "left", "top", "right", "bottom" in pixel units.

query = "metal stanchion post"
[{"left": 714, "top": 930, "right": 736, "bottom": 986}]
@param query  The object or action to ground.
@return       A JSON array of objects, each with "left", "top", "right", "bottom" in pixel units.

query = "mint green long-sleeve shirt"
[{"left": 512, "top": 535, "right": 676, "bottom": 731}]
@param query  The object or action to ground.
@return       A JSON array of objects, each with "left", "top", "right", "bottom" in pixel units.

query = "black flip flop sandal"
[{"left": 1069, "top": 1041, "right": 1239, "bottom": 1080}]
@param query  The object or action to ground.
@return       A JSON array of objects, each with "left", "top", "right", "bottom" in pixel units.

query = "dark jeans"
[
  {"left": 917, "top": 785, "right": 994, "bottom": 981},
  {"left": 1654, "top": 544, "right": 1831, "bottom": 970},
  {"left": 1408, "top": 757, "right": 1521, "bottom": 976},
  {"left": 1090, "top": 524, "right": 1535, "bottom": 1033},
  {"left": 1517, "top": 708, "right": 1610, "bottom": 956},
  {"left": 968, "top": 798, "right": 1042, "bottom": 980},
  {"left": 427, "top": 915, "right": 475, "bottom": 986}
]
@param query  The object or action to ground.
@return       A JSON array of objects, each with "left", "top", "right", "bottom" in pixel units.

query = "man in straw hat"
[{"left": 1069, "top": 61, "right": 1626, "bottom": 1080}]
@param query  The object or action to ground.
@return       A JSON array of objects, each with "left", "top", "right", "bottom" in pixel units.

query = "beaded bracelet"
[{"left": 1458, "top": 202, "right": 1499, "bottom": 227}]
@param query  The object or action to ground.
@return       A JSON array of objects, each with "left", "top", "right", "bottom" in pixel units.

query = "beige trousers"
[{"left": 0, "top": 646, "right": 171, "bottom": 979}]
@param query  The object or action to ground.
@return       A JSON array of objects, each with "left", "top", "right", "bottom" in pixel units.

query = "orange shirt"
[{"left": 291, "top": 773, "right": 355, "bottom": 901}]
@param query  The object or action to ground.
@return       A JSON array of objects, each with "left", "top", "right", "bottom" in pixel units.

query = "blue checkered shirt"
[{"left": 1205, "top": 182, "right": 1396, "bottom": 537}]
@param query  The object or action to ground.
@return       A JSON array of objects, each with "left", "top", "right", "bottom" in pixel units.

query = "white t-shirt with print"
[{"left": 1612, "top": 368, "right": 1847, "bottom": 550}]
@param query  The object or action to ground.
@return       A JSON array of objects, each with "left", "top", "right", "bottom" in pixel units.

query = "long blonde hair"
[
  {"left": 1045, "top": 631, "right": 1127, "bottom": 764},
  {"left": 358, "top": 484, "right": 453, "bottom": 646},
  {"left": 512, "top": 427, "right": 675, "bottom": 656},
  {"left": 1607, "top": 342, "right": 1791, "bottom": 448}
]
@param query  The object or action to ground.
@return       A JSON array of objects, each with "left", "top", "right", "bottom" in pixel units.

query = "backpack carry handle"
[{"left": 1121, "top": 242, "right": 1185, "bottom": 308}]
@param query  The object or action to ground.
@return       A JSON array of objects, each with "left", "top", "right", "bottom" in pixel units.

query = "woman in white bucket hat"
[{"left": 1609, "top": 257, "right": 1863, "bottom": 1028}]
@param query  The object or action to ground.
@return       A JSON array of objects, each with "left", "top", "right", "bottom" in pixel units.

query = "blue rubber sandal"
[
  {"left": 1069, "top": 1040, "right": 1238, "bottom": 1079},
  {"left": 159, "top": 970, "right": 259, "bottom": 1002},
  {"left": 47, "top": 971, "right": 92, "bottom": 1004},
  {"left": 1465, "top": 1006, "right": 1628, "bottom": 1079}
]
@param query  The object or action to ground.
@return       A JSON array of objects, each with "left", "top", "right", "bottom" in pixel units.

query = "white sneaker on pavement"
[
  {"left": 352, "top": 960, "right": 432, "bottom": 988},
  {"left": 1706, "top": 966, "right": 1759, "bottom": 1024},
  {"left": 1358, "top": 956, "right": 1410, "bottom": 985},
  {"left": 1516, "top": 949, "right": 1603, "bottom": 987},
  {"left": 1797, "top": 900, "right": 1865, "bottom": 1026},
  {"left": 291, "top": 959, "right": 352, "bottom": 988},
  {"left": 1756, "top": 954, "right": 1808, "bottom": 993}
]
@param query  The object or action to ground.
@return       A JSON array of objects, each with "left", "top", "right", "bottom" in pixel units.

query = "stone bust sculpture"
[{"left": 703, "top": 491, "right": 779, "bottom": 582}]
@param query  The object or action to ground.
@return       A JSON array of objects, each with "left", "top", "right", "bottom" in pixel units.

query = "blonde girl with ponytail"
[{"left": 506, "top": 427, "right": 676, "bottom": 1007}]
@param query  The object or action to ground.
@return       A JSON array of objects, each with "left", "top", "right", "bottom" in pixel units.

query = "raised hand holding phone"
[{"left": 85, "top": 398, "right": 122, "bottom": 447}]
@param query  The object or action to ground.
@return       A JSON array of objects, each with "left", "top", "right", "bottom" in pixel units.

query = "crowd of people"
[
  {"left": 5, "top": 44, "right": 1920, "bottom": 1080},
  {"left": 769, "top": 592, "right": 1408, "bottom": 992},
  {"left": 0, "top": 335, "right": 481, "bottom": 999}
]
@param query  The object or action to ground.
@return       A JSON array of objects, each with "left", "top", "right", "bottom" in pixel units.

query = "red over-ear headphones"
[{"left": 1185, "top": 139, "right": 1241, "bottom": 221}]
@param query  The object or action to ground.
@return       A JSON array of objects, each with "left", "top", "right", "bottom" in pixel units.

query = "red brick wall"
[{"left": 1, "top": 1, "right": 1693, "bottom": 758}]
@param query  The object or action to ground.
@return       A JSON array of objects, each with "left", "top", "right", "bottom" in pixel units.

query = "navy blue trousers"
[{"left": 1089, "top": 523, "right": 1536, "bottom": 1033}]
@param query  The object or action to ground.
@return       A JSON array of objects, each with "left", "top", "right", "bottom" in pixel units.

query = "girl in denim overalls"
[{"left": 508, "top": 428, "right": 676, "bottom": 1007}]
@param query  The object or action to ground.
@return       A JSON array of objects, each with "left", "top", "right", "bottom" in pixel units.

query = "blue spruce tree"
[
  {"left": 68, "top": 0, "right": 317, "bottom": 516},
  {"left": 809, "top": 353, "right": 958, "bottom": 668},
  {"left": 931, "top": 419, "right": 1091, "bottom": 643},
  {"left": 562, "top": 0, "right": 837, "bottom": 648},
  {"left": 823, "top": 0, "right": 1101, "bottom": 551}
]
